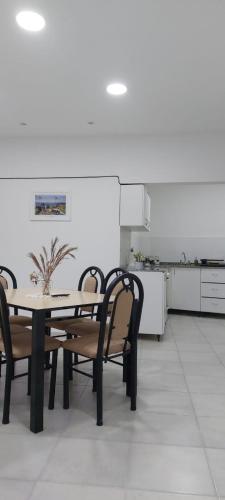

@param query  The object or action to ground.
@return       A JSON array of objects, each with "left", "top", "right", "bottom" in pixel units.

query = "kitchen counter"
[
  {"left": 159, "top": 262, "right": 225, "bottom": 269},
  {"left": 127, "top": 263, "right": 225, "bottom": 272}
]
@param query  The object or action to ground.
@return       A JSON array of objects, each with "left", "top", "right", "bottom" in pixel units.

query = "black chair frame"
[
  {"left": 0, "top": 266, "right": 18, "bottom": 315},
  {"left": 63, "top": 272, "right": 144, "bottom": 425},
  {"left": 0, "top": 266, "right": 22, "bottom": 377},
  {"left": 102, "top": 267, "right": 126, "bottom": 293},
  {"left": 48, "top": 266, "right": 105, "bottom": 328},
  {"left": 0, "top": 282, "right": 58, "bottom": 424}
]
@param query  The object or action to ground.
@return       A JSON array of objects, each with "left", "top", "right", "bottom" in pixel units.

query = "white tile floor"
[{"left": 1, "top": 314, "right": 225, "bottom": 498}]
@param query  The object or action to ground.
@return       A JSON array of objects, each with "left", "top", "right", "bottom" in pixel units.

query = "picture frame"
[{"left": 30, "top": 192, "right": 71, "bottom": 221}]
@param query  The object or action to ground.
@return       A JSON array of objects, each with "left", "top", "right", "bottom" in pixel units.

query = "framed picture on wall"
[{"left": 30, "top": 192, "right": 71, "bottom": 221}]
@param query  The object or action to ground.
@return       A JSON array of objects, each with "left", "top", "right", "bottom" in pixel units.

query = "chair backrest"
[
  {"left": 97, "top": 272, "right": 144, "bottom": 359},
  {"left": 0, "top": 282, "right": 13, "bottom": 363},
  {"left": 103, "top": 267, "right": 126, "bottom": 292},
  {"left": 103, "top": 267, "right": 126, "bottom": 315},
  {"left": 0, "top": 266, "right": 17, "bottom": 289},
  {"left": 0, "top": 266, "right": 18, "bottom": 315},
  {"left": 76, "top": 266, "right": 104, "bottom": 316}
]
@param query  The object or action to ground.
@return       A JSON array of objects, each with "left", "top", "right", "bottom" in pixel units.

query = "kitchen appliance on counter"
[
  {"left": 143, "top": 256, "right": 160, "bottom": 270},
  {"left": 200, "top": 259, "right": 225, "bottom": 267}
]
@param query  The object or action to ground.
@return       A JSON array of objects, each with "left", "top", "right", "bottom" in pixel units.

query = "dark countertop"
[
  {"left": 126, "top": 263, "right": 225, "bottom": 272},
  {"left": 159, "top": 262, "right": 225, "bottom": 269}
]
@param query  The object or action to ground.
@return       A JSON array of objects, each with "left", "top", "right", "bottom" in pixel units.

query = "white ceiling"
[{"left": 1, "top": 0, "right": 225, "bottom": 137}]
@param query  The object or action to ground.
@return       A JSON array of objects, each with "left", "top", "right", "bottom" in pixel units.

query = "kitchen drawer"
[
  {"left": 201, "top": 283, "right": 225, "bottom": 298},
  {"left": 201, "top": 268, "right": 225, "bottom": 283},
  {"left": 201, "top": 297, "right": 225, "bottom": 314}
]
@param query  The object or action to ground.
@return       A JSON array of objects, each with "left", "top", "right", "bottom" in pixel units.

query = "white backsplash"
[{"left": 131, "top": 234, "right": 225, "bottom": 262}]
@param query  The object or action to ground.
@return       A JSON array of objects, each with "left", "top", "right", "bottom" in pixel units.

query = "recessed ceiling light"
[
  {"left": 16, "top": 11, "right": 46, "bottom": 32},
  {"left": 106, "top": 83, "right": 127, "bottom": 96}
]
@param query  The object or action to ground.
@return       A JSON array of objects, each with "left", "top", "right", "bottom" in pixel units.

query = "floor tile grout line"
[
  {"left": 171, "top": 316, "right": 220, "bottom": 499},
  {"left": 197, "top": 321, "right": 225, "bottom": 368}
]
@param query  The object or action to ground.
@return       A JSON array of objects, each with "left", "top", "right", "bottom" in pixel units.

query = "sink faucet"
[{"left": 181, "top": 252, "right": 187, "bottom": 264}]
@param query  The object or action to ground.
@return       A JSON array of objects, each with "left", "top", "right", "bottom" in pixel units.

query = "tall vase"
[{"left": 41, "top": 278, "right": 52, "bottom": 295}]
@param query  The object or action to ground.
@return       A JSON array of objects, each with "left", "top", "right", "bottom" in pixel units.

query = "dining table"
[{"left": 5, "top": 287, "right": 108, "bottom": 433}]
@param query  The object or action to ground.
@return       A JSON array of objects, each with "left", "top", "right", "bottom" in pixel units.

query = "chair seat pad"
[
  {"left": 66, "top": 318, "right": 100, "bottom": 336},
  {"left": 10, "top": 315, "right": 32, "bottom": 327},
  {"left": 0, "top": 324, "right": 29, "bottom": 339},
  {"left": 46, "top": 317, "right": 78, "bottom": 331},
  {"left": 62, "top": 332, "right": 129, "bottom": 359},
  {"left": 46, "top": 317, "right": 99, "bottom": 333},
  {"left": 0, "top": 332, "right": 61, "bottom": 359}
]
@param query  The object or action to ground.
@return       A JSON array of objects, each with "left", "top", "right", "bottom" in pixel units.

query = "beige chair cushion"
[
  {"left": 79, "top": 276, "right": 97, "bottom": 313},
  {"left": 62, "top": 332, "right": 130, "bottom": 359},
  {"left": 0, "top": 332, "right": 61, "bottom": 359},
  {"left": 46, "top": 316, "right": 99, "bottom": 333},
  {"left": 10, "top": 315, "right": 32, "bottom": 327},
  {"left": 0, "top": 276, "right": 8, "bottom": 289},
  {"left": 0, "top": 324, "right": 30, "bottom": 340},
  {"left": 0, "top": 278, "right": 32, "bottom": 327},
  {"left": 66, "top": 318, "right": 100, "bottom": 335},
  {"left": 46, "top": 317, "right": 78, "bottom": 331}
]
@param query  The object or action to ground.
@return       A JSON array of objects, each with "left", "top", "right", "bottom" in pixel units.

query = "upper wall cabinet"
[{"left": 120, "top": 184, "right": 151, "bottom": 231}]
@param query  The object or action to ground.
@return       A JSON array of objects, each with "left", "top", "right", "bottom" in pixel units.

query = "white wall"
[
  {"left": 131, "top": 183, "right": 225, "bottom": 262},
  {"left": 120, "top": 229, "right": 131, "bottom": 267},
  {"left": 0, "top": 177, "right": 120, "bottom": 287},
  {"left": 1, "top": 132, "right": 225, "bottom": 183}
]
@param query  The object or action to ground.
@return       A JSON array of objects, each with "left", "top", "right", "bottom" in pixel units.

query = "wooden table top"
[{"left": 5, "top": 288, "right": 107, "bottom": 312}]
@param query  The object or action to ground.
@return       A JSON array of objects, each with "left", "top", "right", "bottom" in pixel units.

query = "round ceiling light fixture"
[
  {"left": 106, "top": 82, "right": 127, "bottom": 96},
  {"left": 16, "top": 11, "right": 46, "bottom": 31}
]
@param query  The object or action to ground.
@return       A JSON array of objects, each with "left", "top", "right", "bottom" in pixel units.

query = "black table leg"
[
  {"left": 45, "top": 310, "right": 51, "bottom": 369},
  {"left": 30, "top": 310, "right": 45, "bottom": 433}
]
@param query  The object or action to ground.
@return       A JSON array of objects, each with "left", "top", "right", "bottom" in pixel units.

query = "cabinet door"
[
  {"left": 171, "top": 268, "right": 200, "bottom": 311},
  {"left": 120, "top": 184, "right": 150, "bottom": 230},
  {"left": 134, "top": 271, "right": 164, "bottom": 335}
]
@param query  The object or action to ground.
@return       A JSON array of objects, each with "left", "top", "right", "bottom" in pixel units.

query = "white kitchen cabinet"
[
  {"left": 200, "top": 268, "right": 225, "bottom": 313},
  {"left": 201, "top": 268, "right": 225, "bottom": 283},
  {"left": 120, "top": 184, "right": 150, "bottom": 231},
  {"left": 133, "top": 271, "right": 167, "bottom": 337},
  {"left": 201, "top": 283, "right": 225, "bottom": 298},
  {"left": 171, "top": 268, "right": 201, "bottom": 311},
  {"left": 201, "top": 298, "right": 225, "bottom": 314}
]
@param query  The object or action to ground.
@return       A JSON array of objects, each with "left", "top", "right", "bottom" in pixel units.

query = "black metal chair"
[
  {"left": 62, "top": 272, "right": 144, "bottom": 425},
  {"left": 46, "top": 265, "right": 104, "bottom": 335},
  {"left": 0, "top": 266, "right": 32, "bottom": 327},
  {"left": 103, "top": 267, "right": 127, "bottom": 292},
  {"left": 59, "top": 267, "right": 126, "bottom": 335},
  {"left": 0, "top": 266, "right": 34, "bottom": 377},
  {"left": 59, "top": 267, "right": 127, "bottom": 377},
  {"left": 0, "top": 282, "right": 61, "bottom": 424}
]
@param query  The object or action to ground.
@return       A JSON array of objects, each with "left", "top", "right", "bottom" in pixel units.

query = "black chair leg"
[
  {"left": 2, "top": 363, "right": 13, "bottom": 424},
  {"left": 123, "top": 353, "right": 128, "bottom": 382},
  {"left": 63, "top": 349, "right": 70, "bottom": 409},
  {"left": 45, "top": 315, "right": 51, "bottom": 369},
  {"left": 27, "top": 357, "right": 31, "bottom": 396},
  {"left": 66, "top": 333, "right": 73, "bottom": 380},
  {"left": 48, "top": 350, "right": 58, "bottom": 410},
  {"left": 11, "top": 361, "right": 15, "bottom": 379},
  {"left": 92, "top": 359, "right": 97, "bottom": 392},
  {"left": 96, "top": 359, "right": 103, "bottom": 426},
  {"left": 130, "top": 344, "right": 137, "bottom": 411},
  {"left": 126, "top": 352, "right": 131, "bottom": 397}
]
